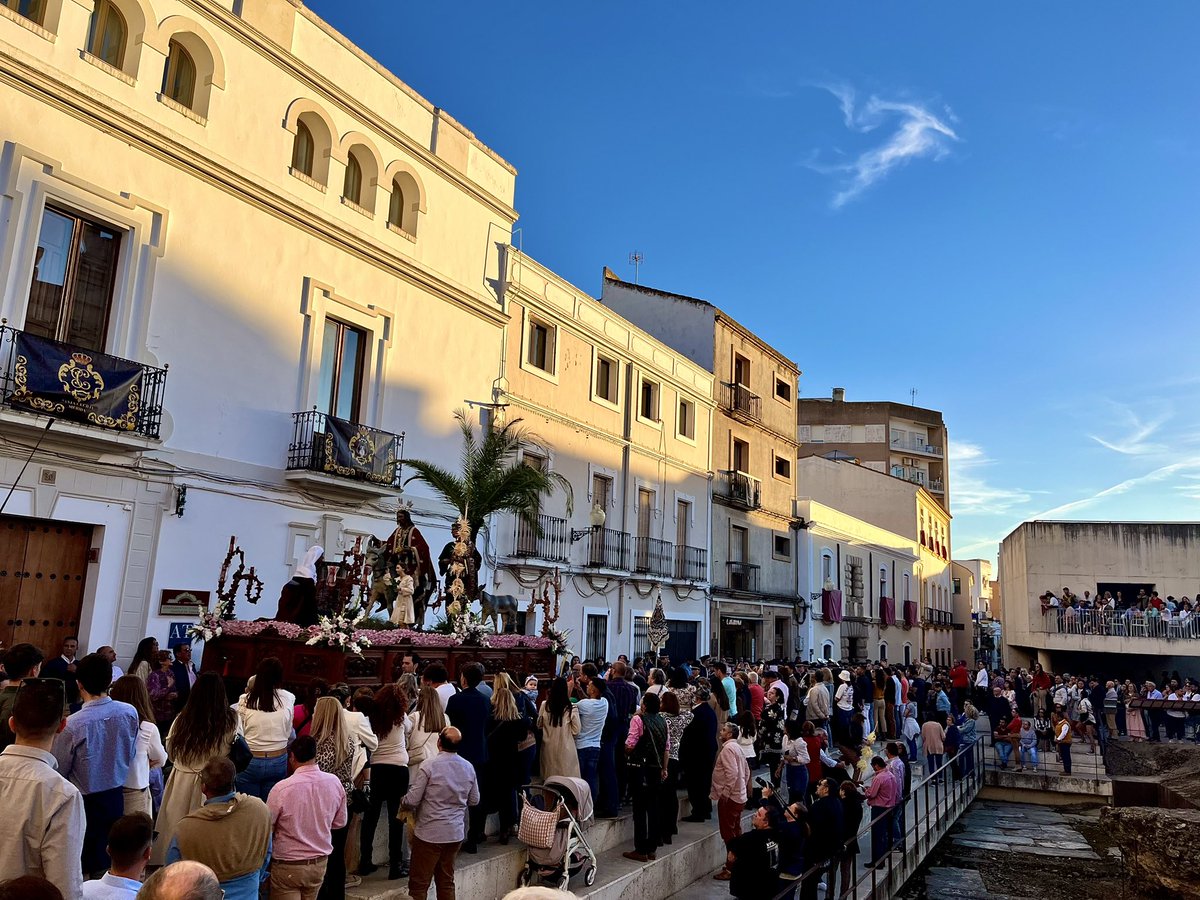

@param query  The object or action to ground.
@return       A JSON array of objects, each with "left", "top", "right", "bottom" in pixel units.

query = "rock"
[{"left": 1103, "top": 807, "right": 1200, "bottom": 897}]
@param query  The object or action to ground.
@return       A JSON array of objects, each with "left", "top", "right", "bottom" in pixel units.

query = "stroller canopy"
[{"left": 544, "top": 775, "right": 594, "bottom": 824}]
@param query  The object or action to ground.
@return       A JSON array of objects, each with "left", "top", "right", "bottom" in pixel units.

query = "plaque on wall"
[{"left": 159, "top": 589, "right": 210, "bottom": 616}]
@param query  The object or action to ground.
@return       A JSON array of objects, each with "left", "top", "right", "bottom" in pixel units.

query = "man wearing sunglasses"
[{"left": 0, "top": 677, "right": 84, "bottom": 898}]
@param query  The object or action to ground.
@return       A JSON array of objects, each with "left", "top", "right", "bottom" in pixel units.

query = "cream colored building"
[
  {"left": 600, "top": 272, "right": 802, "bottom": 660},
  {"left": 795, "top": 499, "right": 920, "bottom": 665},
  {"left": 489, "top": 251, "right": 715, "bottom": 662},
  {"left": 998, "top": 521, "right": 1200, "bottom": 673},
  {"left": 0, "top": 0, "right": 519, "bottom": 661},
  {"left": 794, "top": 456, "right": 957, "bottom": 666}
]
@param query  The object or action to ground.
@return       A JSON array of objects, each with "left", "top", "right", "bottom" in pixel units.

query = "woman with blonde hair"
[
  {"left": 407, "top": 684, "right": 446, "bottom": 778},
  {"left": 395, "top": 672, "right": 419, "bottom": 709},
  {"left": 487, "top": 672, "right": 533, "bottom": 844},
  {"left": 312, "top": 695, "right": 357, "bottom": 899}
]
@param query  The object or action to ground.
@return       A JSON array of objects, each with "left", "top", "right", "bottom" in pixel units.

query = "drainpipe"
[{"left": 617, "top": 361, "right": 634, "bottom": 646}]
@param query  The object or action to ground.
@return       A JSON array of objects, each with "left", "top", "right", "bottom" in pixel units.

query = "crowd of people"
[
  {"left": 1040, "top": 586, "right": 1200, "bottom": 637},
  {"left": 4, "top": 629, "right": 1192, "bottom": 900}
]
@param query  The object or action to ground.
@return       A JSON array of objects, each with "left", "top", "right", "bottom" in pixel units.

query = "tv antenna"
[
  {"left": 909, "top": 388, "right": 918, "bottom": 406},
  {"left": 628, "top": 250, "right": 644, "bottom": 284}
]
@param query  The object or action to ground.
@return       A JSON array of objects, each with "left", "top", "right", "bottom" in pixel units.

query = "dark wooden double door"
[{"left": 0, "top": 515, "right": 92, "bottom": 655}]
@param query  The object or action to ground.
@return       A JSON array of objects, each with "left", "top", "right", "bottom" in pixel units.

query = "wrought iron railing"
[
  {"left": 586, "top": 528, "right": 628, "bottom": 569},
  {"left": 514, "top": 514, "right": 570, "bottom": 562},
  {"left": 720, "top": 381, "right": 761, "bottom": 421},
  {"left": 0, "top": 324, "right": 168, "bottom": 439},
  {"left": 925, "top": 607, "right": 954, "bottom": 626},
  {"left": 675, "top": 545, "right": 707, "bottom": 581},
  {"left": 717, "top": 470, "right": 761, "bottom": 509},
  {"left": 726, "top": 560, "right": 760, "bottom": 593},
  {"left": 631, "top": 536, "right": 674, "bottom": 576},
  {"left": 286, "top": 409, "right": 404, "bottom": 486}
]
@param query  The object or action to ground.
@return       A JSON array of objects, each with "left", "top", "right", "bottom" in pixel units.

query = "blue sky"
[{"left": 309, "top": 1, "right": 1200, "bottom": 561}]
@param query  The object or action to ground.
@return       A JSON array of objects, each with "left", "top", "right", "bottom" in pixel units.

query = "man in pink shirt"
[
  {"left": 709, "top": 721, "right": 750, "bottom": 882},
  {"left": 267, "top": 736, "right": 347, "bottom": 899},
  {"left": 864, "top": 756, "right": 898, "bottom": 868}
]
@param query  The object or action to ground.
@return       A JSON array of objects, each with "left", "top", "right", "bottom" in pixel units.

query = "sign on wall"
[
  {"left": 167, "top": 622, "right": 192, "bottom": 648},
  {"left": 159, "top": 589, "right": 209, "bottom": 616}
]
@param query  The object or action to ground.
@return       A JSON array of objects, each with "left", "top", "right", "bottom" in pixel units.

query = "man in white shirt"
[
  {"left": 0, "top": 677, "right": 85, "bottom": 897},
  {"left": 83, "top": 812, "right": 152, "bottom": 898},
  {"left": 97, "top": 648, "right": 124, "bottom": 684},
  {"left": 422, "top": 664, "right": 457, "bottom": 711}
]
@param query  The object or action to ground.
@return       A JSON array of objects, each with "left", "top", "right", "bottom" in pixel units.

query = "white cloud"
[
  {"left": 806, "top": 84, "right": 960, "bottom": 208},
  {"left": 1035, "top": 458, "right": 1200, "bottom": 518},
  {"left": 1088, "top": 404, "right": 1170, "bottom": 456},
  {"left": 948, "top": 441, "right": 1035, "bottom": 515}
]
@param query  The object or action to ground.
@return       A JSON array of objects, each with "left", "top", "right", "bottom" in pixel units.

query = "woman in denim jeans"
[{"left": 235, "top": 657, "right": 295, "bottom": 800}]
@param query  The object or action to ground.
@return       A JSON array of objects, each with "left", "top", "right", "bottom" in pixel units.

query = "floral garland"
[
  {"left": 543, "top": 624, "right": 573, "bottom": 658},
  {"left": 452, "top": 610, "right": 493, "bottom": 645},
  {"left": 208, "top": 619, "right": 553, "bottom": 650},
  {"left": 306, "top": 596, "right": 372, "bottom": 656}
]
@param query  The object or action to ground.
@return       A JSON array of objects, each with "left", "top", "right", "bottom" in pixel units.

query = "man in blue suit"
[
  {"left": 679, "top": 685, "right": 718, "bottom": 822},
  {"left": 446, "top": 662, "right": 490, "bottom": 853}
]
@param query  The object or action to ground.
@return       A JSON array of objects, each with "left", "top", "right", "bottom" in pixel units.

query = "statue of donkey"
[{"left": 479, "top": 590, "right": 522, "bottom": 634}]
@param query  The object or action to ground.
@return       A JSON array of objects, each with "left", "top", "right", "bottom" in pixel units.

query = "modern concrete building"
[
  {"left": 490, "top": 250, "right": 715, "bottom": 661},
  {"left": 794, "top": 456, "right": 957, "bottom": 666},
  {"left": 797, "top": 388, "right": 951, "bottom": 512},
  {"left": 600, "top": 271, "right": 802, "bottom": 660},
  {"left": 0, "top": 0, "right": 521, "bottom": 660},
  {"left": 998, "top": 520, "right": 1200, "bottom": 674}
]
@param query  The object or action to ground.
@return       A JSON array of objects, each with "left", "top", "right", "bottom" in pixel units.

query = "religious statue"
[
  {"left": 390, "top": 571, "right": 416, "bottom": 627},
  {"left": 380, "top": 506, "right": 437, "bottom": 626},
  {"left": 276, "top": 545, "right": 323, "bottom": 626}
]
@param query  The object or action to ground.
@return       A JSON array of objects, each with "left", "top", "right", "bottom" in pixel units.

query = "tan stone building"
[
  {"left": 489, "top": 251, "right": 715, "bottom": 662},
  {"left": 600, "top": 271, "right": 802, "bottom": 660},
  {"left": 794, "top": 456, "right": 957, "bottom": 666},
  {"left": 998, "top": 521, "right": 1200, "bottom": 673},
  {"left": 797, "top": 388, "right": 950, "bottom": 512}
]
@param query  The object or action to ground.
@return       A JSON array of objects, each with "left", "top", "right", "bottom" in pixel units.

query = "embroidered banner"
[
  {"left": 323, "top": 416, "right": 398, "bottom": 484},
  {"left": 822, "top": 589, "right": 843, "bottom": 624},
  {"left": 9, "top": 332, "right": 142, "bottom": 431}
]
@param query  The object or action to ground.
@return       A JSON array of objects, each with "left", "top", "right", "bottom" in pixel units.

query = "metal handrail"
[
  {"left": 286, "top": 409, "right": 404, "bottom": 486},
  {"left": 718, "top": 469, "right": 762, "bottom": 508},
  {"left": 632, "top": 536, "right": 674, "bottom": 576},
  {"left": 1042, "top": 607, "right": 1200, "bottom": 639},
  {"left": 514, "top": 514, "right": 570, "bottom": 562},
  {"left": 586, "top": 527, "right": 628, "bottom": 569},
  {"left": 726, "top": 560, "right": 760, "bottom": 593},
  {"left": 720, "top": 381, "right": 761, "bottom": 421},
  {"left": 771, "top": 740, "right": 985, "bottom": 900},
  {"left": 674, "top": 545, "right": 707, "bottom": 581}
]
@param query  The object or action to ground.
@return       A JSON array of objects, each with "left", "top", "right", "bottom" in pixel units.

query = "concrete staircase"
[{"left": 348, "top": 793, "right": 739, "bottom": 900}]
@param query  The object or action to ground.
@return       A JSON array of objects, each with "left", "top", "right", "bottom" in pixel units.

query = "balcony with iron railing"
[
  {"left": 1042, "top": 607, "right": 1200, "bottom": 641},
  {"left": 0, "top": 322, "right": 168, "bottom": 441},
  {"left": 631, "top": 536, "right": 674, "bottom": 577},
  {"left": 720, "top": 382, "right": 761, "bottom": 422},
  {"left": 513, "top": 514, "right": 570, "bottom": 563},
  {"left": 925, "top": 607, "right": 954, "bottom": 627},
  {"left": 716, "top": 470, "right": 762, "bottom": 509},
  {"left": 286, "top": 410, "right": 404, "bottom": 494},
  {"left": 674, "top": 545, "right": 708, "bottom": 581},
  {"left": 586, "top": 528, "right": 629, "bottom": 570},
  {"left": 928, "top": 479, "right": 945, "bottom": 493},
  {"left": 891, "top": 434, "right": 944, "bottom": 456},
  {"left": 726, "top": 560, "right": 760, "bottom": 593}
]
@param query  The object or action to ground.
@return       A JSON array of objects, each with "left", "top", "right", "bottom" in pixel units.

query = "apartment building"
[
  {"left": 795, "top": 499, "right": 920, "bottom": 666},
  {"left": 797, "top": 388, "right": 951, "bottom": 512},
  {"left": 795, "top": 456, "right": 957, "bottom": 666},
  {"left": 952, "top": 558, "right": 994, "bottom": 665},
  {"left": 600, "top": 271, "right": 802, "bottom": 660},
  {"left": 0, "top": 0, "right": 517, "bottom": 659},
  {"left": 488, "top": 252, "right": 715, "bottom": 662}
]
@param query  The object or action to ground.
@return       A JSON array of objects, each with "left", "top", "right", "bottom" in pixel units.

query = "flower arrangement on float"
[
  {"left": 202, "top": 618, "right": 554, "bottom": 650},
  {"left": 306, "top": 594, "right": 371, "bottom": 656}
]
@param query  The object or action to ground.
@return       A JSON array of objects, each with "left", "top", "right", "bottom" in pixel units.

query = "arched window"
[
  {"left": 87, "top": 0, "right": 126, "bottom": 68},
  {"left": 820, "top": 551, "right": 834, "bottom": 587},
  {"left": 879, "top": 565, "right": 888, "bottom": 598},
  {"left": 904, "top": 644, "right": 912, "bottom": 665},
  {"left": 4, "top": 0, "right": 46, "bottom": 25},
  {"left": 163, "top": 39, "right": 196, "bottom": 109},
  {"left": 879, "top": 642, "right": 888, "bottom": 662},
  {"left": 388, "top": 179, "right": 405, "bottom": 229},
  {"left": 343, "top": 153, "right": 363, "bottom": 206},
  {"left": 822, "top": 641, "right": 835, "bottom": 662},
  {"left": 291, "top": 121, "right": 316, "bottom": 177},
  {"left": 903, "top": 572, "right": 910, "bottom": 602}
]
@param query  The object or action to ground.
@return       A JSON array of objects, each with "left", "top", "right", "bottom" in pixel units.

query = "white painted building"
[
  {"left": 487, "top": 251, "right": 715, "bottom": 662},
  {"left": 0, "top": 0, "right": 518, "bottom": 663}
]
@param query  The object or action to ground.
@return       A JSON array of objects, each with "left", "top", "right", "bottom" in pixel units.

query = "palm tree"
[{"left": 403, "top": 409, "right": 572, "bottom": 556}]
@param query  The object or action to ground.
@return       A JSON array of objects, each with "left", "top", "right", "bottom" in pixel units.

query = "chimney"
[{"left": 832, "top": 387, "right": 845, "bottom": 403}]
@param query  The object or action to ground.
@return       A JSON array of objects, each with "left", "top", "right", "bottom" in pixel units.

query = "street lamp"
[{"left": 571, "top": 503, "right": 607, "bottom": 542}]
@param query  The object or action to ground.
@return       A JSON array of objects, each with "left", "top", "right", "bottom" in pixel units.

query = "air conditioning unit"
[{"left": 903, "top": 457, "right": 914, "bottom": 466}]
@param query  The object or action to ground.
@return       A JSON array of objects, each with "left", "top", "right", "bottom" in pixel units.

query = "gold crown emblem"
[{"left": 70, "top": 351, "right": 93, "bottom": 366}]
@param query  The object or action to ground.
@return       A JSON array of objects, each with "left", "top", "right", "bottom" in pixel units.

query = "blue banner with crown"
[{"left": 8, "top": 331, "right": 143, "bottom": 431}]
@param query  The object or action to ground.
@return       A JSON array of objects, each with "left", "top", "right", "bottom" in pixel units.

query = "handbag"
[
  {"left": 516, "top": 802, "right": 558, "bottom": 850},
  {"left": 228, "top": 734, "right": 252, "bottom": 773}
]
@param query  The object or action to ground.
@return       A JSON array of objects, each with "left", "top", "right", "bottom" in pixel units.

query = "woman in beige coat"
[{"left": 536, "top": 676, "right": 580, "bottom": 779}]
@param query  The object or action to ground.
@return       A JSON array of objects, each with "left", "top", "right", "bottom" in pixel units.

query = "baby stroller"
[{"left": 517, "top": 775, "right": 597, "bottom": 890}]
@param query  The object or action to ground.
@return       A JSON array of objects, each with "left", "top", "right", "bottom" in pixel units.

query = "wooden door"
[{"left": 0, "top": 516, "right": 91, "bottom": 655}]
